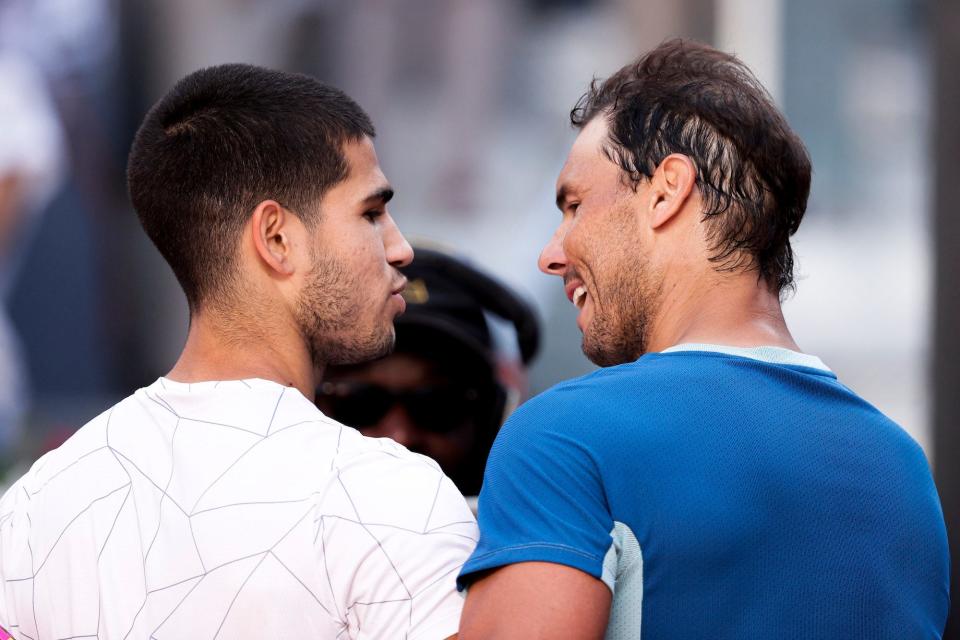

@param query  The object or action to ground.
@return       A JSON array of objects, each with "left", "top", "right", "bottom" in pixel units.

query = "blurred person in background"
[
  {"left": 317, "top": 245, "right": 540, "bottom": 497},
  {"left": 0, "top": 64, "right": 476, "bottom": 638},
  {"left": 0, "top": 51, "right": 65, "bottom": 456},
  {"left": 1, "top": 0, "right": 135, "bottom": 465},
  {"left": 458, "top": 40, "right": 949, "bottom": 639}
]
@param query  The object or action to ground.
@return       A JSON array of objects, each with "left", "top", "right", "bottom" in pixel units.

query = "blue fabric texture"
[{"left": 459, "top": 350, "right": 950, "bottom": 639}]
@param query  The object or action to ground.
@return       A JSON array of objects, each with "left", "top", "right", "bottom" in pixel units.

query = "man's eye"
[{"left": 363, "top": 209, "right": 383, "bottom": 222}]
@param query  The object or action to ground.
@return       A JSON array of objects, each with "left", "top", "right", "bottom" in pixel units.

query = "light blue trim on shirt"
[
  {"left": 661, "top": 343, "right": 831, "bottom": 372},
  {"left": 602, "top": 521, "right": 643, "bottom": 639}
]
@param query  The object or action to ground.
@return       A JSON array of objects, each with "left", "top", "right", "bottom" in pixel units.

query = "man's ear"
[
  {"left": 647, "top": 153, "right": 697, "bottom": 229},
  {"left": 249, "top": 200, "right": 297, "bottom": 276}
]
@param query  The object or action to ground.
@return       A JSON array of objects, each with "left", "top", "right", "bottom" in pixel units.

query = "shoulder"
[
  {"left": 500, "top": 357, "right": 673, "bottom": 439},
  {"left": 332, "top": 424, "right": 446, "bottom": 481},
  {"left": 327, "top": 428, "right": 477, "bottom": 536},
  {"left": 9, "top": 403, "right": 117, "bottom": 499},
  {"left": 489, "top": 354, "right": 724, "bottom": 475},
  {"left": 0, "top": 402, "right": 123, "bottom": 562},
  {"left": 523, "top": 355, "right": 692, "bottom": 409}
]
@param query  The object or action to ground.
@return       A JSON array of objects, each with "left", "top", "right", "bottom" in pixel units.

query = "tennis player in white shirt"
[{"left": 0, "top": 63, "right": 477, "bottom": 640}]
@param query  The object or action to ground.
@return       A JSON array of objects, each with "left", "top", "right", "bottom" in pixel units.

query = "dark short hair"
[
  {"left": 571, "top": 39, "right": 811, "bottom": 292},
  {"left": 127, "top": 63, "right": 375, "bottom": 310}
]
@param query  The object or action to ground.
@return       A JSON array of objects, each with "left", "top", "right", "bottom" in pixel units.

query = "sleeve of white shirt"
[{"left": 321, "top": 441, "right": 479, "bottom": 640}]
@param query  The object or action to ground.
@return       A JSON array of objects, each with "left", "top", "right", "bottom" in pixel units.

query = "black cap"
[{"left": 397, "top": 246, "right": 540, "bottom": 367}]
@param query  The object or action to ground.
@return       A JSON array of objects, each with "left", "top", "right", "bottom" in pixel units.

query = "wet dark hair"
[
  {"left": 571, "top": 39, "right": 811, "bottom": 292},
  {"left": 128, "top": 63, "right": 375, "bottom": 310}
]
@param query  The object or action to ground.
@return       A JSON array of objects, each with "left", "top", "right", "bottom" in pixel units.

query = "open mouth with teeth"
[{"left": 573, "top": 285, "right": 588, "bottom": 309}]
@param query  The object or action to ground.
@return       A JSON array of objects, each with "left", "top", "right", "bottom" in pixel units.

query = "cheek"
[
  {"left": 340, "top": 231, "right": 381, "bottom": 272},
  {"left": 561, "top": 220, "right": 589, "bottom": 263},
  {"left": 563, "top": 217, "right": 610, "bottom": 276}
]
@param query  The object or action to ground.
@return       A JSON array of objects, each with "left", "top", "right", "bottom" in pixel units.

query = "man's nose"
[
  {"left": 384, "top": 213, "right": 414, "bottom": 268},
  {"left": 370, "top": 404, "right": 422, "bottom": 450},
  {"left": 538, "top": 226, "right": 568, "bottom": 276}
]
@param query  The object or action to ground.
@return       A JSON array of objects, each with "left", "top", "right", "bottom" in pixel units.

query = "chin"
[
  {"left": 583, "top": 344, "right": 627, "bottom": 367},
  {"left": 377, "top": 328, "right": 397, "bottom": 358},
  {"left": 316, "top": 326, "right": 396, "bottom": 366},
  {"left": 582, "top": 332, "right": 645, "bottom": 367}
]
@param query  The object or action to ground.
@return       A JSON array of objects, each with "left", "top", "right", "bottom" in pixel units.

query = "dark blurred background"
[{"left": 0, "top": 0, "right": 957, "bottom": 633}]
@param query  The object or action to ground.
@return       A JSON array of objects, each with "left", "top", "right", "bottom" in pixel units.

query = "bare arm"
[{"left": 458, "top": 562, "right": 612, "bottom": 640}]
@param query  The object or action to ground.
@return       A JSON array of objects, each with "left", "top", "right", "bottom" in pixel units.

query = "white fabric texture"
[
  {"left": 661, "top": 343, "right": 830, "bottom": 372},
  {"left": 0, "top": 377, "right": 478, "bottom": 639}
]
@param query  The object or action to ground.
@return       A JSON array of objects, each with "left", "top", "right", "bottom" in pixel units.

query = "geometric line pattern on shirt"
[
  {"left": 335, "top": 471, "right": 414, "bottom": 627},
  {"left": 0, "top": 380, "right": 477, "bottom": 640}
]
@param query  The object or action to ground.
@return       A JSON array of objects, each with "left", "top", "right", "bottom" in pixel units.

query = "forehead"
[
  {"left": 341, "top": 135, "right": 387, "bottom": 188},
  {"left": 314, "top": 135, "right": 392, "bottom": 215},
  {"left": 556, "top": 116, "right": 617, "bottom": 191}
]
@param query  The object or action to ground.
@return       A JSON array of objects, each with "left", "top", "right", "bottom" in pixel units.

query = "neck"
[
  {"left": 646, "top": 271, "right": 799, "bottom": 354},
  {"left": 166, "top": 306, "right": 320, "bottom": 401}
]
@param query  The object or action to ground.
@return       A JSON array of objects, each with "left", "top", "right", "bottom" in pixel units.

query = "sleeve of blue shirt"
[{"left": 458, "top": 382, "right": 614, "bottom": 588}]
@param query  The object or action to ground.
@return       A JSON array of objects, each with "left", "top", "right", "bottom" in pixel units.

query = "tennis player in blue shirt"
[{"left": 457, "top": 39, "right": 949, "bottom": 639}]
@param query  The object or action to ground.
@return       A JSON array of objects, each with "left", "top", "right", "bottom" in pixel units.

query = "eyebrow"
[
  {"left": 555, "top": 185, "right": 570, "bottom": 211},
  {"left": 363, "top": 187, "right": 394, "bottom": 207}
]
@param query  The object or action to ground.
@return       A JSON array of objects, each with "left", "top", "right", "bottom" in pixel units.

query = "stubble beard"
[
  {"left": 581, "top": 249, "right": 662, "bottom": 367},
  {"left": 295, "top": 255, "right": 395, "bottom": 369}
]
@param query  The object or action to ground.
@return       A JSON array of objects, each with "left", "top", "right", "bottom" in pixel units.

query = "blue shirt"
[{"left": 459, "top": 346, "right": 950, "bottom": 639}]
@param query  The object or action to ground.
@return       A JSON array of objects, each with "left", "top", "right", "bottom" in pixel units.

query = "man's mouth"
[
  {"left": 573, "top": 285, "right": 587, "bottom": 309},
  {"left": 390, "top": 278, "right": 407, "bottom": 296}
]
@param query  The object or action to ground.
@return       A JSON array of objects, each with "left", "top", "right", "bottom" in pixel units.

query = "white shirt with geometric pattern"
[{"left": 0, "top": 378, "right": 478, "bottom": 639}]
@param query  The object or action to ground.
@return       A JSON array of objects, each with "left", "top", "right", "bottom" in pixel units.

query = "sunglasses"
[{"left": 316, "top": 381, "right": 484, "bottom": 434}]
